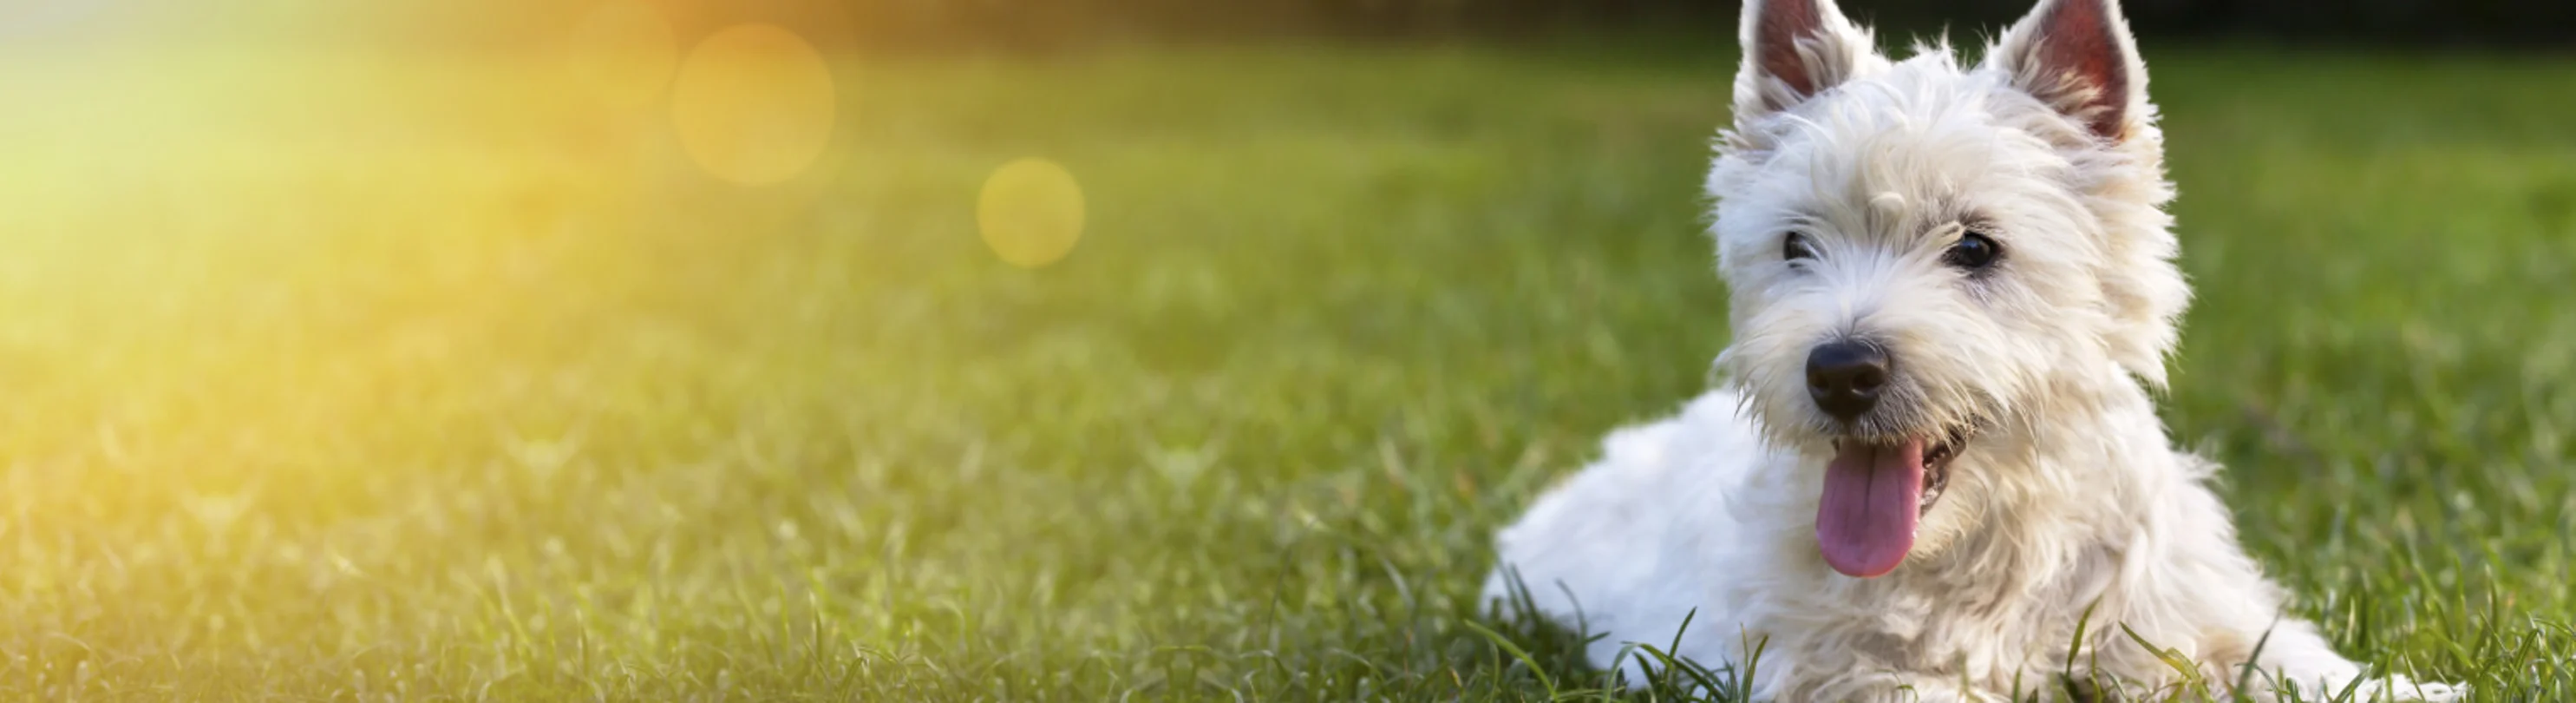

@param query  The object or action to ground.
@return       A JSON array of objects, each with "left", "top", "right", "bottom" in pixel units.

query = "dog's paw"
[{"left": 2355, "top": 676, "right": 2467, "bottom": 702}]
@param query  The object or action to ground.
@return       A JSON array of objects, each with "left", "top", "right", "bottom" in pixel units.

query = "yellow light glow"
[
  {"left": 977, "top": 159, "right": 1086, "bottom": 269},
  {"left": 564, "top": 2, "right": 678, "bottom": 110},
  {"left": 669, "top": 24, "right": 836, "bottom": 186}
]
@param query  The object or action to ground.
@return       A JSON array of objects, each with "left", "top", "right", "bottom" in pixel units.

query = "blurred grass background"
[{"left": 0, "top": 0, "right": 2571, "bottom": 699}]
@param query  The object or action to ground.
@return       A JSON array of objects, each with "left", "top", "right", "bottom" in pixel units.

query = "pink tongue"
[{"left": 1816, "top": 439, "right": 1926, "bottom": 578}]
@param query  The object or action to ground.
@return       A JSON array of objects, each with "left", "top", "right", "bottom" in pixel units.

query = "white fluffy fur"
[{"left": 1481, "top": 1, "right": 2464, "bottom": 700}]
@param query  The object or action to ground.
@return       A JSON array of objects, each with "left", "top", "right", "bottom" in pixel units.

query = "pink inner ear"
[
  {"left": 1755, "top": 0, "right": 1828, "bottom": 108},
  {"left": 2030, "top": 0, "right": 2129, "bottom": 139}
]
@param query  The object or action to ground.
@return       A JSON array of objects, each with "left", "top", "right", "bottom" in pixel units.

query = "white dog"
[{"left": 1481, "top": 0, "right": 2463, "bottom": 700}]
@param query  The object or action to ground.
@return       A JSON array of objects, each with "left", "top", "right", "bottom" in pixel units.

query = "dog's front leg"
[{"left": 2229, "top": 624, "right": 2464, "bottom": 702}]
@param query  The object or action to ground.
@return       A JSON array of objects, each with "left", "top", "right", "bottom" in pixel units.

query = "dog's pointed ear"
[
  {"left": 1733, "top": 0, "right": 1873, "bottom": 122},
  {"left": 1988, "top": 0, "right": 2148, "bottom": 141}
]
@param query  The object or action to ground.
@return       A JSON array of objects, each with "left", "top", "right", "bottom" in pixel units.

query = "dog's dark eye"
[
  {"left": 1783, "top": 233, "right": 1820, "bottom": 262},
  {"left": 1943, "top": 232, "right": 2001, "bottom": 270}
]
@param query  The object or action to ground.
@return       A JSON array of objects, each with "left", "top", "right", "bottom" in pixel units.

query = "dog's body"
[{"left": 1481, "top": 1, "right": 2462, "bottom": 700}]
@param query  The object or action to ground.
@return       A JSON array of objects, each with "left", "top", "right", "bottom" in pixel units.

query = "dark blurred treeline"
[{"left": 839, "top": 0, "right": 2574, "bottom": 50}]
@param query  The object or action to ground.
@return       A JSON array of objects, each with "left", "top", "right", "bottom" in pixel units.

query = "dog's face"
[{"left": 1708, "top": 0, "right": 2188, "bottom": 578}]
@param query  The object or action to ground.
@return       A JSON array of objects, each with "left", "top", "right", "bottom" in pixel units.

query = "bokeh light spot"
[
  {"left": 977, "top": 159, "right": 1086, "bottom": 269},
  {"left": 670, "top": 24, "right": 836, "bottom": 186},
  {"left": 565, "top": 2, "right": 678, "bottom": 110}
]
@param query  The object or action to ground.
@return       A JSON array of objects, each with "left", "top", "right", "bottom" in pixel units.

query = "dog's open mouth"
[{"left": 1815, "top": 426, "right": 1972, "bottom": 579}]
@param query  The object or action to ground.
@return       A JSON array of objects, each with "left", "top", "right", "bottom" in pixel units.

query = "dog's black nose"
[{"left": 1807, "top": 340, "right": 1888, "bottom": 422}]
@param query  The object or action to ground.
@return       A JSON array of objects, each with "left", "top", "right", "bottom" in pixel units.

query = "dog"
[{"left": 1481, "top": 0, "right": 2464, "bottom": 700}]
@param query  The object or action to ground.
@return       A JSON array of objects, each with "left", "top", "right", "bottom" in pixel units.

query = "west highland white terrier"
[{"left": 1482, "top": 0, "right": 2463, "bottom": 700}]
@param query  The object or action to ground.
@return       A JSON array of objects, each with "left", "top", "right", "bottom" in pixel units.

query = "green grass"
[{"left": 0, "top": 40, "right": 2571, "bottom": 700}]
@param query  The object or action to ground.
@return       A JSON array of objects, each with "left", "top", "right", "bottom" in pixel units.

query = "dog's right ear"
[{"left": 1732, "top": 0, "right": 1874, "bottom": 122}]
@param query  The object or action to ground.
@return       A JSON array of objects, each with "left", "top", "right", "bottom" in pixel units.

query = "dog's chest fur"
[
  {"left": 1713, "top": 394, "right": 2219, "bottom": 693},
  {"left": 1484, "top": 388, "right": 2305, "bottom": 699}
]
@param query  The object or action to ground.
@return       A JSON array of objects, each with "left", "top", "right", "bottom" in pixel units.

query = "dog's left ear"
[{"left": 1988, "top": 0, "right": 2148, "bottom": 142}]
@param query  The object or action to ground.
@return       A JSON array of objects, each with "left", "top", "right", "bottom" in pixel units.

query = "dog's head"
[{"left": 1708, "top": 0, "right": 2187, "bottom": 578}]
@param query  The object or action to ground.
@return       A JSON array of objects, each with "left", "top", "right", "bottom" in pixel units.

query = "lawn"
[{"left": 0, "top": 36, "right": 2570, "bottom": 700}]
